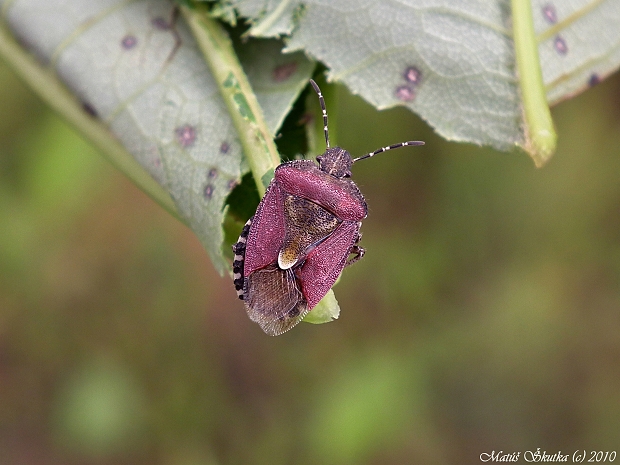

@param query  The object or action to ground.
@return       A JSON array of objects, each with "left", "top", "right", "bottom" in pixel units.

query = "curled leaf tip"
[{"left": 302, "top": 290, "right": 340, "bottom": 324}]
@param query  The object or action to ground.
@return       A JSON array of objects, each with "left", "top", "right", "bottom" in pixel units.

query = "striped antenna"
[
  {"left": 309, "top": 79, "right": 330, "bottom": 149},
  {"left": 353, "top": 140, "right": 425, "bottom": 163}
]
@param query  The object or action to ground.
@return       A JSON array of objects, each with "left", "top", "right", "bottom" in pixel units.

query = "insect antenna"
[
  {"left": 353, "top": 140, "right": 425, "bottom": 163},
  {"left": 309, "top": 79, "right": 330, "bottom": 149}
]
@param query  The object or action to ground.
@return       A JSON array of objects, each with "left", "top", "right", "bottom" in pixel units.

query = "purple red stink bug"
[{"left": 233, "top": 79, "right": 424, "bottom": 335}]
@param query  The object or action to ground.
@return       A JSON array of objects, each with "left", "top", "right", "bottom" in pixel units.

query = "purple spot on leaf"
[
  {"left": 82, "top": 102, "right": 97, "bottom": 117},
  {"left": 208, "top": 168, "right": 218, "bottom": 179},
  {"left": 176, "top": 125, "right": 196, "bottom": 147},
  {"left": 542, "top": 4, "right": 557, "bottom": 24},
  {"left": 404, "top": 66, "right": 421, "bottom": 84},
  {"left": 272, "top": 62, "right": 298, "bottom": 82},
  {"left": 121, "top": 35, "right": 137, "bottom": 50},
  {"left": 588, "top": 74, "right": 601, "bottom": 87},
  {"left": 395, "top": 85, "right": 415, "bottom": 102},
  {"left": 203, "top": 184, "right": 214, "bottom": 200},
  {"left": 227, "top": 180, "right": 238, "bottom": 191},
  {"left": 298, "top": 112, "right": 313, "bottom": 127},
  {"left": 554, "top": 36, "right": 568, "bottom": 55},
  {"left": 220, "top": 141, "right": 230, "bottom": 154},
  {"left": 152, "top": 17, "right": 170, "bottom": 30}
]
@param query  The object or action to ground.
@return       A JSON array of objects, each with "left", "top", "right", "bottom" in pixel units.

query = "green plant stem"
[
  {"left": 181, "top": 6, "right": 281, "bottom": 196},
  {"left": 0, "top": 23, "right": 183, "bottom": 221},
  {"left": 511, "top": 0, "right": 557, "bottom": 167}
]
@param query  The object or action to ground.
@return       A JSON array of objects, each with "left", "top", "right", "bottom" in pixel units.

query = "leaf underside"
[
  {"left": 234, "top": 0, "right": 620, "bottom": 151},
  {"left": 1, "top": 0, "right": 314, "bottom": 273}
]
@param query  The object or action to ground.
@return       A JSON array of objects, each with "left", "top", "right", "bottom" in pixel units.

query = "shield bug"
[{"left": 233, "top": 79, "right": 424, "bottom": 335}]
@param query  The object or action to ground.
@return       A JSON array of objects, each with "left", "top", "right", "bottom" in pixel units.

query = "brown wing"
[
  {"left": 278, "top": 194, "right": 340, "bottom": 269},
  {"left": 244, "top": 265, "right": 309, "bottom": 336}
]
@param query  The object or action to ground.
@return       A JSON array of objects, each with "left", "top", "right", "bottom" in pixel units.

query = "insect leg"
[{"left": 345, "top": 230, "right": 365, "bottom": 266}]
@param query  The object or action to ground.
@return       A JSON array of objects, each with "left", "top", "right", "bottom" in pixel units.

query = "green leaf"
[
  {"left": 303, "top": 289, "right": 340, "bottom": 325},
  {"left": 536, "top": 0, "right": 620, "bottom": 105},
  {"left": 240, "top": 38, "right": 315, "bottom": 135},
  {"left": 232, "top": 0, "right": 620, "bottom": 164},
  {"left": 0, "top": 0, "right": 313, "bottom": 273}
]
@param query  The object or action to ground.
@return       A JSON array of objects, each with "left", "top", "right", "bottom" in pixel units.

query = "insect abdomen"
[{"left": 232, "top": 217, "right": 252, "bottom": 300}]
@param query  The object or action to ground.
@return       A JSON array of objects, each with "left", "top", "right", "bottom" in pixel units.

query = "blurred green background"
[{"left": 1, "top": 54, "right": 619, "bottom": 464}]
